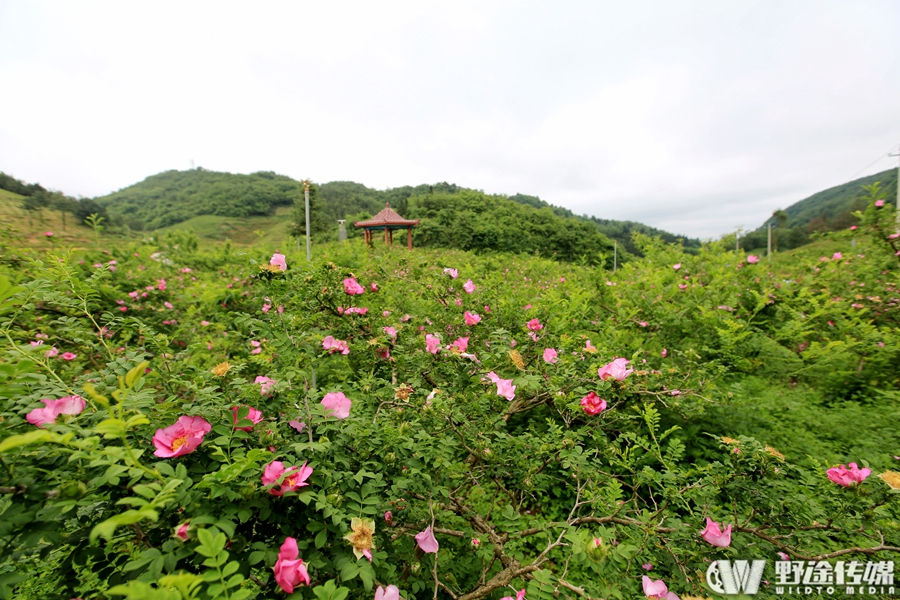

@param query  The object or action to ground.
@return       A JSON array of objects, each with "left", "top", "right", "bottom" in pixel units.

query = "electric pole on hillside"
[
  {"left": 613, "top": 240, "right": 617, "bottom": 272},
  {"left": 767, "top": 223, "right": 772, "bottom": 261},
  {"left": 301, "top": 179, "right": 312, "bottom": 261},
  {"left": 891, "top": 150, "right": 900, "bottom": 232}
]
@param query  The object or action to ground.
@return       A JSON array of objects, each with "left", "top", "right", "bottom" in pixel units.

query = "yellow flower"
[
  {"left": 508, "top": 349, "right": 525, "bottom": 370},
  {"left": 211, "top": 362, "right": 231, "bottom": 377},
  {"left": 879, "top": 471, "right": 900, "bottom": 490},
  {"left": 343, "top": 517, "right": 375, "bottom": 561}
]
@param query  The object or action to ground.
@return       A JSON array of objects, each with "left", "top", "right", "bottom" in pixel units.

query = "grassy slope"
[
  {"left": 0, "top": 189, "right": 98, "bottom": 247},
  {"left": 155, "top": 205, "right": 296, "bottom": 246}
]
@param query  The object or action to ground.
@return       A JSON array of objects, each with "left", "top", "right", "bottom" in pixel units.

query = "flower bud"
[{"left": 587, "top": 536, "right": 608, "bottom": 562}]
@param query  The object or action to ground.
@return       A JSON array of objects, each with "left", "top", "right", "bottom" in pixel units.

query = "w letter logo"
[{"left": 706, "top": 560, "right": 766, "bottom": 595}]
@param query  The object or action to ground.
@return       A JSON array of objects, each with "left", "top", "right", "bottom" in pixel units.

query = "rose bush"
[{"left": 0, "top": 193, "right": 898, "bottom": 599}]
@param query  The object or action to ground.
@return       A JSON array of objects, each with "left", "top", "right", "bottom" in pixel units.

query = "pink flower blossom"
[
  {"left": 343, "top": 306, "right": 368, "bottom": 315},
  {"left": 638, "top": 321, "right": 649, "bottom": 327},
  {"left": 833, "top": 252, "right": 843, "bottom": 260},
  {"left": 642, "top": 562, "right": 653, "bottom": 571},
  {"left": 543, "top": 348, "right": 558, "bottom": 364},
  {"left": 370, "top": 282, "right": 378, "bottom": 292},
  {"left": 44, "top": 231, "right": 53, "bottom": 237},
  {"left": 344, "top": 277, "right": 365, "bottom": 295},
  {"left": 451, "top": 336, "right": 469, "bottom": 353},
  {"left": 464, "top": 311, "right": 481, "bottom": 326},
  {"left": 426, "top": 334, "right": 441, "bottom": 354},
  {"left": 598, "top": 358, "right": 632, "bottom": 381},
  {"left": 485, "top": 372, "right": 517, "bottom": 401},
  {"left": 164, "top": 301, "right": 174, "bottom": 310},
  {"left": 288, "top": 420, "right": 306, "bottom": 434},
  {"left": 400, "top": 314, "right": 412, "bottom": 322},
  {"left": 273, "top": 537, "right": 310, "bottom": 593},
  {"left": 827, "top": 462, "right": 871, "bottom": 487},
  {"left": 673, "top": 263, "right": 681, "bottom": 271},
  {"left": 262, "top": 303, "right": 271, "bottom": 313},
  {"left": 61, "top": 352, "right": 77, "bottom": 361},
  {"left": 661, "top": 348, "right": 667, "bottom": 357},
  {"left": 383, "top": 326, "right": 397, "bottom": 341},
  {"left": 777, "top": 552, "right": 790, "bottom": 561},
  {"left": 527, "top": 318, "right": 543, "bottom": 331},
  {"left": 463, "top": 279, "right": 476, "bottom": 294},
  {"left": 700, "top": 517, "right": 732, "bottom": 547},
  {"left": 26, "top": 396, "right": 86, "bottom": 428},
  {"left": 580, "top": 392, "right": 607, "bottom": 415},
  {"left": 584, "top": 340, "right": 596, "bottom": 352},
  {"left": 500, "top": 590, "right": 526, "bottom": 600},
  {"left": 383, "top": 510, "right": 393, "bottom": 525},
  {"left": 375, "top": 585, "right": 400, "bottom": 600},
  {"left": 263, "top": 461, "right": 313, "bottom": 496},
  {"left": 44, "top": 346, "right": 59, "bottom": 358},
  {"left": 747, "top": 255, "right": 759, "bottom": 264},
  {"left": 232, "top": 405, "right": 264, "bottom": 431},
  {"left": 152, "top": 416, "right": 212, "bottom": 458},
  {"left": 270, "top": 253, "right": 287, "bottom": 272},
  {"left": 642, "top": 576, "right": 679, "bottom": 600},
  {"left": 322, "top": 336, "right": 350, "bottom": 355},
  {"left": 415, "top": 525, "right": 439, "bottom": 553},
  {"left": 850, "top": 225, "right": 858, "bottom": 231},
  {"left": 321, "top": 392, "right": 352, "bottom": 419},
  {"left": 875, "top": 199, "right": 885, "bottom": 208},
  {"left": 175, "top": 523, "right": 190, "bottom": 541},
  {"left": 29, "top": 340, "right": 43, "bottom": 347},
  {"left": 443, "top": 268, "right": 458, "bottom": 278}
]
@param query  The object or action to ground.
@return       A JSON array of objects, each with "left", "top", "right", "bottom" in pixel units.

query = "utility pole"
[
  {"left": 302, "top": 179, "right": 312, "bottom": 262},
  {"left": 735, "top": 233, "right": 740, "bottom": 252},
  {"left": 767, "top": 223, "right": 772, "bottom": 261},
  {"left": 891, "top": 150, "right": 900, "bottom": 231},
  {"left": 613, "top": 240, "right": 617, "bottom": 272}
]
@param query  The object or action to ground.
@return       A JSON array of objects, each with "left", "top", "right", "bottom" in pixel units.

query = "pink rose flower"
[
  {"left": 152, "top": 416, "right": 212, "bottom": 458},
  {"left": 598, "top": 357, "right": 633, "bottom": 381},
  {"left": 61, "top": 352, "right": 77, "bottom": 361},
  {"left": 673, "top": 263, "right": 681, "bottom": 271},
  {"left": 44, "top": 231, "right": 53, "bottom": 237},
  {"left": 255, "top": 376, "right": 275, "bottom": 396},
  {"left": 463, "top": 279, "right": 476, "bottom": 294},
  {"left": 343, "top": 277, "right": 365, "bottom": 295},
  {"left": 443, "top": 268, "right": 458, "bottom": 279},
  {"left": 321, "top": 391, "right": 352, "bottom": 419},
  {"left": 262, "top": 461, "right": 313, "bottom": 496},
  {"left": 464, "top": 311, "right": 481, "bottom": 326},
  {"left": 370, "top": 282, "right": 378, "bottom": 292},
  {"left": 500, "top": 590, "right": 526, "bottom": 600},
  {"left": 262, "top": 303, "right": 271, "bottom": 313},
  {"left": 383, "top": 326, "right": 397, "bottom": 341},
  {"left": 700, "top": 517, "right": 732, "bottom": 547},
  {"left": 451, "top": 336, "right": 469, "bottom": 353},
  {"left": 527, "top": 318, "right": 543, "bottom": 331},
  {"left": 26, "top": 395, "right": 86, "bottom": 428},
  {"left": 833, "top": 252, "right": 843, "bottom": 260},
  {"left": 375, "top": 585, "right": 400, "bottom": 600},
  {"left": 827, "top": 462, "right": 871, "bottom": 487},
  {"left": 270, "top": 253, "right": 287, "bottom": 272},
  {"left": 322, "top": 336, "right": 350, "bottom": 355},
  {"left": 175, "top": 523, "right": 190, "bottom": 541},
  {"left": 661, "top": 348, "right": 667, "bottom": 357},
  {"left": 875, "top": 199, "right": 885, "bottom": 208},
  {"left": 415, "top": 525, "right": 439, "bottom": 553},
  {"left": 44, "top": 346, "right": 59, "bottom": 358},
  {"left": 486, "top": 372, "right": 516, "bottom": 401},
  {"left": 747, "top": 255, "right": 759, "bottom": 264},
  {"left": 232, "top": 405, "right": 264, "bottom": 431},
  {"left": 642, "top": 576, "right": 679, "bottom": 600},
  {"left": 273, "top": 537, "right": 310, "bottom": 593},
  {"left": 543, "top": 348, "right": 558, "bottom": 364},
  {"left": 580, "top": 392, "right": 607, "bottom": 416},
  {"left": 289, "top": 420, "right": 306, "bottom": 433},
  {"left": 425, "top": 334, "right": 441, "bottom": 354}
]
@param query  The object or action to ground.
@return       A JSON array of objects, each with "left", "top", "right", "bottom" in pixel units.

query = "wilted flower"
[
  {"left": 262, "top": 461, "right": 313, "bottom": 496},
  {"left": 273, "top": 537, "right": 310, "bottom": 593},
  {"left": 415, "top": 525, "right": 439, "bottom": 553},
  {"left": 700, "top": 517, "right": 732, "bottom": 547},
  {"left": 598, "top": 358, "right": 632, "bottom": 381},
  {"left": 152, "top": 416, "right": 212, "bottom": 458},
  {"left": 827, "top": 462, "right": 871, "bottom": 487},
  {"left": 212, "top": 362, "right": 231, "bottom": 376},
  {"left": 508, "top": 349, "right": 525, "bottom": 369},
  {"left": 344, "top": 277, "right": 365, "bottom": 295},
  {"left": 384, "top": 511, "right": 393, "bottom": 525},
  {"left": 344, "top": 517, "right": 376, "bottom": 562},
  {"left": 26, "top": 395, "right": 86, "bottom": 428},
  {"left": 231, "top": 405, "right": 264, "bottom": 431},
  {"left": 321, "top": 391, "right": 352, "bottom": 419},
  {"left": 879, "top": 471, "right": 900, "bottom": 490},
  {"left": 580, "top": 392, "right": 607, "bottom": 416},
  {"left": 394, "top": 383, "right": 414, "bottom": 401}
]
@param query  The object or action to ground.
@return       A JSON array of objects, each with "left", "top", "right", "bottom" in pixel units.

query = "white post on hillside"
[
  {"left": 893, "top": 150, "right": 900, "bottom": 232},
  {"left": 767, "top": 223, "right": 772, "bottom": 261},
  {"left": 613, "top": 240, "right": 617, "bottom": 272},
  {"left": 304, "top": 181, "right": 311, "bottom": 262}
]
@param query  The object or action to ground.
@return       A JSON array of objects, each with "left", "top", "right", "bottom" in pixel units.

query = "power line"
[{"left": 847, "top": 142, "right": 900, "bottom": 181}]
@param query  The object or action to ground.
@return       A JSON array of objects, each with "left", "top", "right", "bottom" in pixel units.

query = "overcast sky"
[{"left": 1, "top": 1, "right": 898, "bottom": 239}]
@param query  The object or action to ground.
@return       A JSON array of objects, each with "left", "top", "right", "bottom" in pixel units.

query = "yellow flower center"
[{"left": 171, "top": 436, "right": 188, "bottom": 451}]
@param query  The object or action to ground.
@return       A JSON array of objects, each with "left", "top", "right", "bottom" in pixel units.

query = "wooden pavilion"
[{"left": 354, "top": 203, "right": 420, "bottom": 249}]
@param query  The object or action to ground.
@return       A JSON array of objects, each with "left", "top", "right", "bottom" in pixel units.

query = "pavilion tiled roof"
[{"left": 354, "top": 203, "right": 420, "bottom": 227}]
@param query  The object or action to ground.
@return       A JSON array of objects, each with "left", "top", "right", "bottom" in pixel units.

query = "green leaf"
[
  {"left": 125, "top": 361, "right": 150, "bottom": 388},
  {"left": 90, "top": 509, "right": 159, "bottom": 542},
  {"left": 0, "top": 430, "right": 54, "bottom": 453}
]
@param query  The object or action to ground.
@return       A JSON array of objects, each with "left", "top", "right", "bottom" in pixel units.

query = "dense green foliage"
[
  {"left": 742, "top": 168, "right": 898, "bottom": 253},
  {"left": 97, "top": 170, "right": 305, "bottom": 229},
  {"left": 1, "top": 192, "right": 899, "bottom": 599}
]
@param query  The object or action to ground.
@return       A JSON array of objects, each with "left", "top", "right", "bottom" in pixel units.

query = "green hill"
[{"left": 742, "top": 168, "right": 898, "bottom": 252}]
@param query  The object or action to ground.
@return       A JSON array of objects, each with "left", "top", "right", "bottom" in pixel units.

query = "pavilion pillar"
[
  {"left": 388, "top": 228, "right": 393, "bottom": 246},
  {"left": 384, "top": 228, "right": 389, "bottom": 244},
  {"left": 407, "top": 226, "right": 412, "bottom": 250}
]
